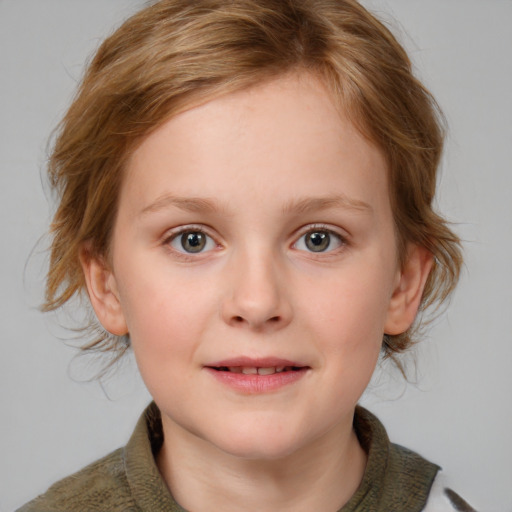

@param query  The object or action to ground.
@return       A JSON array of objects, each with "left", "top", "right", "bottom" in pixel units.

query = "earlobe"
[
  {"left": 384, "top": 245, "right": 433, "bottom": 335},
  {"left": 79, "top": 247, "right": 128, "bottom": 336}
]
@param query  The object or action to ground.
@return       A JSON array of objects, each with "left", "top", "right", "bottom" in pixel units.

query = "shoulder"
[
  {"left": 16, "top": 447, "right": 137, "bottom": 512},
  {"left": 17, "top": 402, "right": 174, "bottom": 512},
  {"left": 388, "top": 442, "right": 439, "bottom": 476},
  {"left": 422, "top": 473, "right": 479, "bottom": 512},
  {"left": 353, "top": 408, "right": 478, "bottom": 511}
]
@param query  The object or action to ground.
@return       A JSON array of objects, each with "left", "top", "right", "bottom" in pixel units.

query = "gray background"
[{"left": 1, "top": 1, "right": 511, "bottom": 510}]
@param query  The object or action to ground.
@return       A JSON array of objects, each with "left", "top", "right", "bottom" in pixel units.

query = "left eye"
[
  {"left": 294, "top": 229, "right": 344, "bottom": 253},
  {"left": 169, "top": 230, "right": 217, "bottom": 254}
]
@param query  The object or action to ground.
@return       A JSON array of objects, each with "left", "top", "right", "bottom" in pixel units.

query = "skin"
[{"left": 82, "top": 72, "right": 432, "bottom": 511}]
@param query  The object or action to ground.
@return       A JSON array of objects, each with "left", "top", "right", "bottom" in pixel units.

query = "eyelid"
[{"left": 294, "top": 223, "right": 348, "bottom": 240}]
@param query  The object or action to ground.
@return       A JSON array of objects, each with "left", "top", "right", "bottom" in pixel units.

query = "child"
[{"left": 18, "top": 0, "right": 477, "bottom": 510}]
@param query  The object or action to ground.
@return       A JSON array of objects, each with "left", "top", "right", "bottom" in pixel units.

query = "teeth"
[
  {"left": 237, "top": 367, "right": 293, "bottom": 375},
  {"left": 221, "top": 366, "right": 301, "bottom": 375}
]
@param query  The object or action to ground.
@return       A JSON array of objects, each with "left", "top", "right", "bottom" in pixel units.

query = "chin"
[{"left": 206, "top": 422, "right": 310, "bottom": 461}]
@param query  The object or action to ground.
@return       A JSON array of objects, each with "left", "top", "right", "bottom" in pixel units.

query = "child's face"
[{"left": 89, "top": 73, "right": 422, "bottom": 459}]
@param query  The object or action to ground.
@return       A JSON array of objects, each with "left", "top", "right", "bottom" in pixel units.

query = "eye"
[
  {"left": 294, "top": 228, "right": 344, "bottom": 253},
  {"left": 169, "top": 229, "right": 217, "bottom": 254}
]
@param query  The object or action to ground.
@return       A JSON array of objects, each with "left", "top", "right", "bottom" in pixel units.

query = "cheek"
[
  {"left": 116, "top": 269, "right": 210, "bottom": 362},
  {"left": 286, "top": 274, "right": 389, "bottom": 421},
  {"left": 303, "top": 271, "right": 393, "bottom": 340},
  {"left": 124, "top": 289, "right": 206, "bottom": 405},
  {"left": 296, "top": 264, "right": 395, "bottom": 387}
]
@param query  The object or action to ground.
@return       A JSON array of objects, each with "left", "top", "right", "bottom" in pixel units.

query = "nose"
[{"left": 221, "top": 249, "right": 293, "bottom": 331}]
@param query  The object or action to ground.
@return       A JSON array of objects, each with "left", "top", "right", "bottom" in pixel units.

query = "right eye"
[{"left": 169, "top": 229, "right": 217, "bottom": 254}]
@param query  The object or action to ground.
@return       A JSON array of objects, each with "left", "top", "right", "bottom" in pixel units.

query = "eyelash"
[{"left": 162, "top": 224, "right": 347, "bottom": 259}]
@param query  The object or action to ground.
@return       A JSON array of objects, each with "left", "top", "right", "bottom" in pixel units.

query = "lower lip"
[{"left": 204, "top": 368, "right": 308, "bottom": 394}]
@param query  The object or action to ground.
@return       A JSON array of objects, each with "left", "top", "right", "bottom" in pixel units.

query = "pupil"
[
  {"left": 182, "top": 232, "right": 206, "bottom": 253},
  {"left": 306, "top": 231, "right": 330, "bottom": 252}
]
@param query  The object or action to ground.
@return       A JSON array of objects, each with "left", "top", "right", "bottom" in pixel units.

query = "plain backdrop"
[{"left": 1, "top": 1, "right": 511, "bottom": 511}]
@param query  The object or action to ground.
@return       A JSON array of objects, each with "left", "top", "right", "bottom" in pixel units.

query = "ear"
[
  {"left": 79, "top": 246, "right": 128, "bottom": 336},
  {"left": 384, "top": 244, "right": 433, "bottom": 335}
]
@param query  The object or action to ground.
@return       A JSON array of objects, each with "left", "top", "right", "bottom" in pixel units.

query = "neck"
[{"left": 156, "top": 414, "right": 366, "bottom": 512}]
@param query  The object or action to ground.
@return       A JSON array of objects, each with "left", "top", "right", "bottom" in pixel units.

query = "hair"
[{"left": 43, "top": 0, "right": 462, "bottom": 367}]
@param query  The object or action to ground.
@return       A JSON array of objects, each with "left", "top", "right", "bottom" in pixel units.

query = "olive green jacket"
[{"left": 18, "top": 404, "right": 445, "bottom": 511}]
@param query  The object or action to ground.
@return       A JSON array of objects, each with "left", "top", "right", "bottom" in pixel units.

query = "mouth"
[
  {"left": 204, "top": 358, "right": 310, "bottom": 393},
  {"left": 205, "top": 362, "right": 309, "bottom": 393},
  {"left": 208, "top": 365, "right": 306, "bottom": 375}
]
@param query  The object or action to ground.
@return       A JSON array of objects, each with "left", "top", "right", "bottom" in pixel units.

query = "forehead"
[{"left": 121, "top": 72, "right": 389, "bottom": 220}]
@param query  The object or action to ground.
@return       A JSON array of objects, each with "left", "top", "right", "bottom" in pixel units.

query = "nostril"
[{"left": 231, "top": 315, "right": 281, "bottom": 325}]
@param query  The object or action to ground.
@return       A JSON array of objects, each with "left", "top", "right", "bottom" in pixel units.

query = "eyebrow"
[
  {"left": 140, "top": 193, "right": 372, "bottom": 216},
  {"left": 281, "top": 195, "right": 373, "bottom": 215},
  {"left": 140, "top": 195, "right": 223, "bottom": 216}
]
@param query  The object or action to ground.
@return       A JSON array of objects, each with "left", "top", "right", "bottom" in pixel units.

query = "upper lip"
[{"left": 205, "top": 357, "right": 308, "bottom": 368}]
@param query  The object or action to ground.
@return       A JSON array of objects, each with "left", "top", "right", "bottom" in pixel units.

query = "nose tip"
[{"left": 221, "top": 258, "right": 292, "bottom": 331}]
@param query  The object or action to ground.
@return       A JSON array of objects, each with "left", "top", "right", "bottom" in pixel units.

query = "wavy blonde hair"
[{"left": 44, "top": 0, "right": 462, "bottom": 365}]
